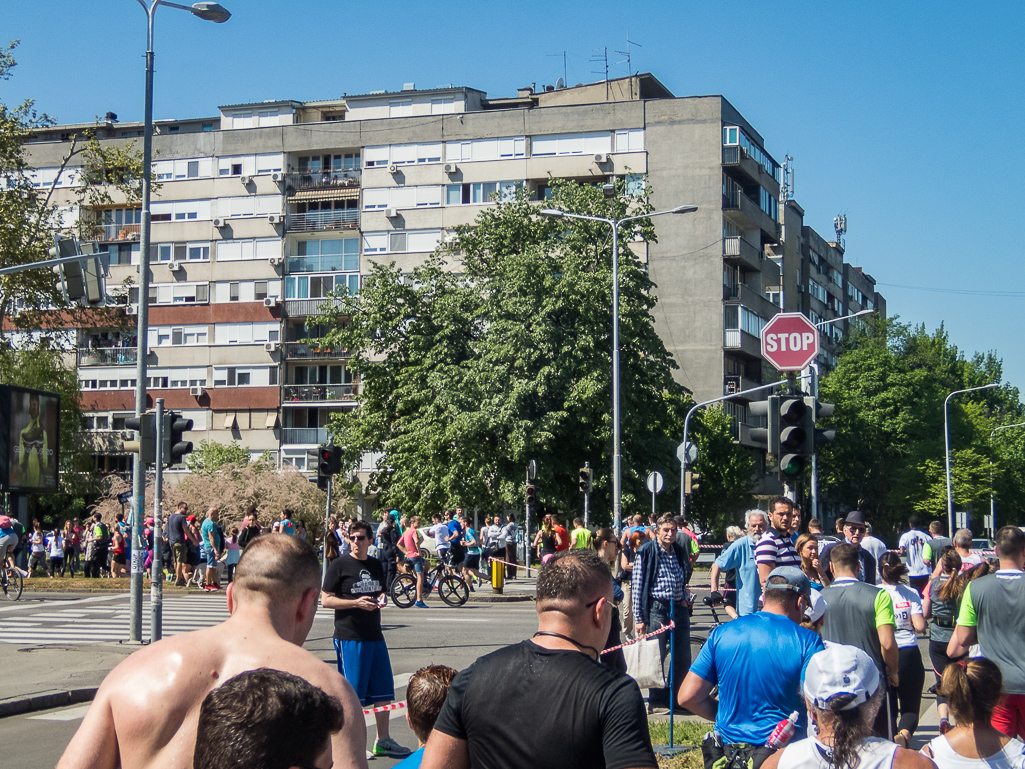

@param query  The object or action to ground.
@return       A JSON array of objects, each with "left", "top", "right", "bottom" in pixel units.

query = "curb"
[
  {"left": 0, "top": 687, "right": 97, "bottom": 719},
  {"left": 467, "top": 593, "right": 533, "bottom": 603}
]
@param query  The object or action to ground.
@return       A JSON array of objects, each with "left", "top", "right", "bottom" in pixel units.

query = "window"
[
  {"left": 290, "top": 238, "right": 358, "bottom": 272},
  {"left": 298, "top": 153, "right": 360, "bottom": 172},
  {"left": 808, "top": 280, "right": 829, "bottom": 304},
  {"left": 213, "top": 280, "right": 281, "bottom": 303},
  {"left": 145, "top": 283, "right": 210, "bottom": 304},
  {"left": 216, "top": 238, "right": 280, "bottom": 262},
  {"left": 431, "top": 97, "right": 455, "bottom": 115},
  {"left": 215, "top": 195, "right": 281, "bottom": 219},
  {"left": 214, "top": 322, "right": 280, "bottom": 345},
  {"left": 362, "top": 230, "right": 441, "bottom": 254},
  {"left": 229, "top": 282, "right": 240, "bottom": 302},
  {"left": 614, "top": 129, "right": 645, "bottom": 153},
  {"left": 445, "top": 136, "right": 525, "bottom": 162},
  {"left": 256, "top": 153, "right": 284, "bottom": 174},
  {"left": 149, "top": 325, "right": 208, "bottom": 347},
  {"left": 255, "top": 281, "right": 268, "bottom": 301},
  {"left": 765, "top": 288, "right": 782, "bottom": 308},
  {"left": 187, "top": 243, "right": 210, "bottom": 261},
  {"left": 152, "top": 158, "right": 212, "bottom": 180},
  {"left": 445, "top": 181, "right": 522, "bottom": 205},
  {"left": 530, "top": 132, "right": 611, "bottom": 157},
  {"left": 151, "top": 199, "right": 210, "bottom": 221},
  {"left": 389, "top": 99, "right": 413, "bottom": 118},
  {"left": 212, "top": 366, "right": 275, "bottom": 387},
  {"left": 363, "top": 185, "right": 442, "bottom": 210},
  {"left": 285, "top": 273, "right": 358, "bottom": 299},
  {"left": 202, "top": 122, "right": 214, "bottom": 132},
  {"left": 722, "top": 126, "right": 780, "bottom": 182}
]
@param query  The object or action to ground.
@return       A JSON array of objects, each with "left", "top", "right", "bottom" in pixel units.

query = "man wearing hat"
[
  {"left": 679, "top": 566, "right": 824, "bottom": 758},
  {"left": 820, "top": 511, "right": 878, "bottom": 584}
]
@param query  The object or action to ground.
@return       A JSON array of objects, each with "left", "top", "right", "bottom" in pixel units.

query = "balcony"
[
  {"left": 287, "top": 209, "right": 359, "bottom": 233},
  {"left": 284, "top": 297, "right": 346, "bottom": 317},
  {"left": 87, "top": 222, "right": 141, "bottom": 243},
  {"left": 78, "top": 347, "right": 138, "bottom": 366},
  {"left": 281, "top": 427, "right": 328, "bottom": 445},
  {"left": 284, "top": 172, "right": 361, "bottom": 197},
  {"left": 724, "top": 375, "right": 763, "bottom": 398},
  {"left": 723, "top": 179, "right": 779, "bottom": 241},
  {"left": 722, "top": 236, "right": 762, "bottom": 273},
  {"left": 723, "top": 328, "right": 762, "bottom": 360},
  {"left": 282, "top": 384, "right": 359, "bottom": 404},
  {"left": 283, "top": 341, "right": 352, "bottom": 360}
]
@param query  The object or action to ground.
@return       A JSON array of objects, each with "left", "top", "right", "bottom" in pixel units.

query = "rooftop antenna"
[
  {"left": 614, "top": 30, "right": 642, "bottom": 75},
  {"left": 590, "top": 46, "right": 610, "bottom": 99},
  {"left": 833, "top": 214, "right": 847, "bottom": 250},
  {"left": 780, "top": 155, "right": 794, "bottom": 204},
  {"left": 546, "top": 51, "right": 568, "bottom": 86}
]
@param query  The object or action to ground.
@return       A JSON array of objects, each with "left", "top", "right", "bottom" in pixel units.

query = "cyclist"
[
  {"left": 398, "top": 516, "right": 428, "bottom": 608},
  {"left": 1, "top": 514, "right": 20, "bottom": 575},
  {"left": 428, "top": 514, "right": 452, "bottom": 573}
]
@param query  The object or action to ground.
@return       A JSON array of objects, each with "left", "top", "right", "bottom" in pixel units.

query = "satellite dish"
[{"left": 555, "top": 77, "right": 565, "bottom": 90}]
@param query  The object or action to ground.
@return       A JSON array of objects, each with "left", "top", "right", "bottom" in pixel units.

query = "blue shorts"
[
  {"left": 201, "top": 547, "right": 216, "bottom": 564},
  {"left": 407, "top": 556, "right": 425, "bottom": 574},
  {"left": 334, "top": 639, "right": 395, "bottom": 706}
]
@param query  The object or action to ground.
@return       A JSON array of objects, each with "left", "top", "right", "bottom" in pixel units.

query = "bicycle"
[
  {"left": 689, "top": 594, "right": 726, "bottom": 661},
  {"left": 2, "top": 563, "right": 23, "bottom": 601},
  {"left": 390, "top": 559, "right": 469, "bottom": 608}
]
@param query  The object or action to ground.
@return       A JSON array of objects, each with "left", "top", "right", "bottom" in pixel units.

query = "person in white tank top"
[{"left": 761, "top": 645, "right": 934, "bottom": 769}]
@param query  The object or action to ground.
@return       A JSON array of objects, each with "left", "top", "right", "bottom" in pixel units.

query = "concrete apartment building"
[{"left": 21, "top": 73, "right": 884, "bottom": 479}]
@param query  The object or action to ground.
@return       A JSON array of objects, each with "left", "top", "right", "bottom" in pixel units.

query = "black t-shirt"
[
  {"left": 432, "top": 641, "right": 657, "bottom": 769},
  {"left": 166, "top": 513, "right": 185, "bottom": 545},
  {"left": 322, "top": 554, "right": 386, "bottom": 642}
]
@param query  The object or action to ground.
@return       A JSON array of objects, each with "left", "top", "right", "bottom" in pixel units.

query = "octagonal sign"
[{"left": 761, "top": 312, "right": 819, "bottom": 371}]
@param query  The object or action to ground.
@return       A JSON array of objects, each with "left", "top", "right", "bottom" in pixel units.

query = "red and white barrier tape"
[
  {"left": 364, "top": 701, "right": 406, "bottom": 715},
  {"left": 601, "top": 621, "right": 674, "bottom": 655}
]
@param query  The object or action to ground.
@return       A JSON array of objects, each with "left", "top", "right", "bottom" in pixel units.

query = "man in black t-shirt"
[
  {"left": 422, "top": 549, "right": 657, "bottom": 769},
  {"left": 322, "top": 519, "right": 412, "bottom": 761},
  {"left": 166, "top": 502, "right": 188, "bottom": 586}
]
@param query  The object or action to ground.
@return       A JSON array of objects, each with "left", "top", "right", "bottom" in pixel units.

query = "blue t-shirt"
[
  {"left": 464, "top": 527, "right": 480, "bottom": 555},
  {"left": 447, "top": 519, "right": 463, "bottom": 544},
  {"left": 714, "top": 537, "right": 759, "bottom": 616},
  {"left": 200, "top": 519, "right": 221, "bottom": 551},
  {"left": 689, "top": 611, "right": 823, "bottom": 745},
  {"left": 391, "top": 747, "right": 424, "bottom": 769}
]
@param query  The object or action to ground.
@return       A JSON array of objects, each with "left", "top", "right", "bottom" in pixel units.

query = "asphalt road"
[{"left": 0, "top": 593, "right": 541, "bottom": 769}]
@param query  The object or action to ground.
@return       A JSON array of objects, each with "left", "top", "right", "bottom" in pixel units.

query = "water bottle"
[{"left": 765, "top": 711, "right": 800, "bottom": 749}]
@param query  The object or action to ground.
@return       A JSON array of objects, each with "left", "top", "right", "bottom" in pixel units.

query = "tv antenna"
[
  {"left": 546, "top": 51, "right": 567, "bottom": 86},
  {"left": 781, "top": 155, "right": 794, "bottom": 203},
  {"left": 833, "top": 214, "right": 847, "bottom": 249},
  {"left": 591, "top": 46, "right": 610, "bottom": 99},
  {"left": 614, "top": 30, "right": 642, "bottom": 75}
]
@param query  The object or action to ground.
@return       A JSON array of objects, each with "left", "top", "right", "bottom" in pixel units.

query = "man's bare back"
[{"left": 57, "top": 539, "right": 367, "bottom": 769}]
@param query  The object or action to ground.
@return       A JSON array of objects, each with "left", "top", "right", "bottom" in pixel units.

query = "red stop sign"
[{"left": 761, "top": 313, "right": 819, "bottom": 371}]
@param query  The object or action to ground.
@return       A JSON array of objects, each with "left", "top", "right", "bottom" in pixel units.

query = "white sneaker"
[{"left": 365, "top": 750, "right": 376, "bottom": 761}]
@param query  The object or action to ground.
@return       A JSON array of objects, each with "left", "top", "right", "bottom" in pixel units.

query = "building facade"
[{"left": 21, "top": 73, "right": 885, "bottom": 479}]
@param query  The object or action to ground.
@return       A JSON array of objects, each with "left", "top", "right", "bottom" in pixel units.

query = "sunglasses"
[
  {"left": 584, "top": 596, "right": 611, "bottom": 610},
  {"left": 846, "top": 526, "right": 866, "bottom": 534},
  {"left": 349, "top": 534, "right": 367, "bottom": 542}
]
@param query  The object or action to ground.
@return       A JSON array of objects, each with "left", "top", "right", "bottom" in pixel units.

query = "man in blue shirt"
[
  {"left": 679, "top": 566, "right": 824, "bottom": 748},
  {"left": 709, "top": 509, "right": 767, "bottom": 618}
]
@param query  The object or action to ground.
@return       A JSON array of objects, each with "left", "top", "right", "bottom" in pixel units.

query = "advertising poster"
[{"left": 6, "top": 387, "right": 60, "bottom": 492}]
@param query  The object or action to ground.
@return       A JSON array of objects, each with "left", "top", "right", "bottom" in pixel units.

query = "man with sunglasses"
[
  {"left": 422, "top": 549, "right": 657, "bottom": 769},
  {"left": 819, "top": 510, "right": 878, "bottom": 584},
  {"left": 322, "top": 520, "right": 412, "bottom": 760}
]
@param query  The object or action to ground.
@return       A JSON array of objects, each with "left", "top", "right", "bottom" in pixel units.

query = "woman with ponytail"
[
  {"left": 921, "top": 658, "right": 1025, "bottom": 768},
  {"left": 879, "top": 552, "right": 927, "bottom": 748},
  {"left": 923, "top": 548, "right": 962, "bottom": 733},
  {"left": 762, "top": 646, "right": 931, "bottom": 769}
]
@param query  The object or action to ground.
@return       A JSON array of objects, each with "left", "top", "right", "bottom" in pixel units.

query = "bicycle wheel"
[
  {"left": 4, "top": 568, "right": 23, "bottom": 601},
  {"left": 390, "top": 574, "right": 417, "bottom": 608},
  {"left": 438, "top": 575, "right": 469, "bottom": 607}
]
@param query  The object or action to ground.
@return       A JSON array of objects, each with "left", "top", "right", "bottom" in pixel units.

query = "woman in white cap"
[{"left": 762, "top": 645, "right": 933, "bottom": 769}]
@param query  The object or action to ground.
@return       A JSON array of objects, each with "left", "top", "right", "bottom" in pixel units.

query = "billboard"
[{"left": 0, "top": 386, "right": 60, "bottom": 493}]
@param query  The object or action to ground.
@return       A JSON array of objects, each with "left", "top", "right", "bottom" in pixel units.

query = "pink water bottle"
[{"left": 765, "top": 711, "right": 800, "bottom": 749}]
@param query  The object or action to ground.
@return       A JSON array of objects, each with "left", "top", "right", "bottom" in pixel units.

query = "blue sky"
[{"left": 6, "top": 1, "right": 1025, "bottom": 394}]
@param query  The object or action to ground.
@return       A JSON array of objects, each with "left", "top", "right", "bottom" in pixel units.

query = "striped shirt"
[{"left": 755, "top": 527, "right": 800, "bottom": 570}]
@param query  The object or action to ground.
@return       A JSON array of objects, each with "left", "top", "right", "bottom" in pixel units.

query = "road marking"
[
  {"left": 27, "top": 704, "right": 92, "bottom": 721},
  {"left": 0, "top": 594, "right": 127, "bottom": 614}
]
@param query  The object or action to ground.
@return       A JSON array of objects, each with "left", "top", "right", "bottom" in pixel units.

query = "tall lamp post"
[
  {"left": 944, "top": 383, "right": 999, "bottom": 541},
  {"left": 541, "top": 200, "right": 697, "bottom": 534},
  {"left": 128, "top": 0, "right": 231, "bottom": 644},
  {"left": 989, "top": 421, "right": 1025, "bottom": 535}
]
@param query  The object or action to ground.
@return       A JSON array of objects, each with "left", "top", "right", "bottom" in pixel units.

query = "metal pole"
[
  {"left": 669, "top": 596, "right": 675, "bottom": 747},
  {"left": 129, "top": 0, "right": 157, "bottom": 644},
  {"left": 944, "top": 384, "right": 999, "bottom": 539},
  {"left": 524, "top": 466, "right": 531, "bottom": 579},
  {"left": 151, "top": 398, "right": 164, "bottom": 642},
  {"left": 680, "top": 380, "right": 785, "bottom": 517},
  {"left": 322, "top": 476, "right": 332, "bottom": 585},
  {"left": 583, "top": 461, "right": 590, "bottom": 530},
  {"left": 809, "top": 363, "right": 819, "bottom": 520},
  {"left": 611, "top": 220, "right": 622, "bottom": 536}
]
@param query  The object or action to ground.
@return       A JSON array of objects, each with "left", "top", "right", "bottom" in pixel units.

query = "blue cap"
[{"left": 766, "top": 565, "right": 811, "bottom": 598}]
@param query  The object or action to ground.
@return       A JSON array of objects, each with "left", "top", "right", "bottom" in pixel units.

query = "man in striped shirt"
[{"left": 755, "top": 497, "right": 800, "bottom": 590}]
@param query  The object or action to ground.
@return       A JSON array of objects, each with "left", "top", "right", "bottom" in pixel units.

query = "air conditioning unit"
[
  {"left": 384, "top": 207, "right": 398, "bottom": 219},
  {"left": 594, "top": 153, "right": 609, "bottom": 163},
  {"left": 213, "top": 218, "right": 228, "bottom": 228},
  {"left": 264, "top": 342, "right": 280, "bottom": 353},
  {"left": 444, "top": 163, "right": 458, "bottom": 174},
  {"left": 271, "top": 172, "right": 284, "bottom": 182},
  {"left": 241, "top": 175, "right": 253, "bottom": 185},
  {"left": 125, "top": 305, "right": 138, "bottom": 316},
  {"left": 169, "top": 260, "right": 183, "bottom": 272},
  {"left": 189, "top": 386, "right": 205, "bottom": 397},
  {"left": 268, "top": 256, "right": 283, "bottom": 267},
  {"left": 388, "top": 164, "right": 399, "bottom": 174},
  {"left": 268, "top": 214, "right": 283, "bottom": 225},
  {"left": 263, "top": 297, "right": 279, "bottom": 307}
]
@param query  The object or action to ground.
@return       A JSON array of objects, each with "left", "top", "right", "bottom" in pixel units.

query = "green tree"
[
  {"left": 324, "top": 181, "right": 755, "bottom": 525},
  {"left": 687, "top": 406, "right": 757, "bottom": 536},
  {"left": 187, "top": 440, "right": 254, "bottom": 474}
]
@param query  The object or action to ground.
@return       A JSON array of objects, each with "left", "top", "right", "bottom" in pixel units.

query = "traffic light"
[
  {"left": 525, "top": 484, "right": 537, "bottom": 507},
  {"left": 317, "top": 444, "right": 343, "bottom": 490},
  {"left": 49, "top": 235, "right": 105, "bottom": 305},
  {"left": 777, "top": 395, "right": 808, "bottom": 478},
  {"left": 123, "top": 414, "right": 156, "bottom": 466},
  {"left": 749, "top": 394, "right": 781, "bottom": 458},
  {"left": 802, "top": 396, "right": 837, "bottom": 454},
  {"left": 578, "top": 467, "right": 592, "bottom": 494},
  {"left": 164, "top": 412, "right": 194, "bottom": 467},
  {"left": 684, "top": 470, "right": 700, "bottom": 494}
]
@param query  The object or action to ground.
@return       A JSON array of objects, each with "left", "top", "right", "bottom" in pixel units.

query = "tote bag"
[{"left": 623, "top": 637, "right": 665, "bottom": 689}]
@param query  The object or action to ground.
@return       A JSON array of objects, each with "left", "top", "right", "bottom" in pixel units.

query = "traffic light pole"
[
  {"left": 151, "top": 399, "right": 164, "bottom": 642},
  {"left": 680, "top": 380, "right": 785, "bottom": 517},
  {"left": 808, "top": 364, "right": 820, "bottom": 522},
  {"left": 321, "top": 476, "right": 332, "bottom": 586}
]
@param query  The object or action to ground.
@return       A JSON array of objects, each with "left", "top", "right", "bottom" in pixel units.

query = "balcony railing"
[
  {"left": 285, "top": 172, "right": 361, "bottom": 196},
  {"left": 284, "top": 341, "right": 352, "bottom": 360},
  {"left": 724, "top": 329, "right": 741, "bottom": 348},
  {"left": 286, "top": 254, "right": 355, "bottom": 273},
  {"left": 283, "top": 384, "right": 358, "bottom": 403},
  {"left": 87, "top": 222, "right": 141, "bottom": 243},
  {"left": 78, "top": 347, "right": 138, "bottom": 366},
  {"left": 287, "top": 209, "right": 359, "bottom": 233},
  {"left": 284, "top": 297, "right": 346, "bottom": 317},
  {"left": 281, "top": 427, "right": 328, "bottom": 445}
]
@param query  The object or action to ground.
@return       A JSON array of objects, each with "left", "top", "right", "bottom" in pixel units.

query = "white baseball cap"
[
  {"left": 805, "top": 588, "right": 827, "bottom": 624},
  {"left": 803, "top": 645, "right": 880, "bottom": 711}
]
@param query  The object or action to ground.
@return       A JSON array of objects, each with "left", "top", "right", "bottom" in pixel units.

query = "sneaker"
[
  {"left": 365, "top": 751, "right": 376, "bottom": 761},
  {"left": 414, "top": 601, "right": 429, "bottom": 609},
  {"left": 372, "top": 737, "right": 412, "bottom": 758}
]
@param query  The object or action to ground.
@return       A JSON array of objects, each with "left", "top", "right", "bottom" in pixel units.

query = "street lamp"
[
  {"left": 944, "top": 383, "right": 999, "bottom": 539},
  {"left": 988, "top": 422, "right": 1025, "bottom": 534},
  {"left": 541, "top": 203, "right": 697, "bottom": 533},
  {"left": 129, "top": 0, "right": 231, "bottom": 644}
]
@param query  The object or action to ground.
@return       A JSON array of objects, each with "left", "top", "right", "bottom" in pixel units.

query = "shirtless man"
[{"left": 57, "top": 535, "right": 367, "bottom": 769}]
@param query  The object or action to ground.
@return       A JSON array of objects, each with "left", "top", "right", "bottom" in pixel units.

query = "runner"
[
  {"left": 569, "top": 518, "right": 593, "bottom": 550},
  {"left": 899, "top": 516, "right": 932, "bottom": 595},
  {"left": 878, "top": 552, "right": 926, "bottom": 748}
]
